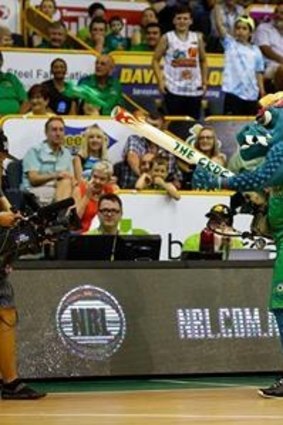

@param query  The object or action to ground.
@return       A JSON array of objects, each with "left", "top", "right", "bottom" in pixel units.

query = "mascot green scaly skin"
[{"left": 193, "top": 95, "right": 283, "bottom": 313}]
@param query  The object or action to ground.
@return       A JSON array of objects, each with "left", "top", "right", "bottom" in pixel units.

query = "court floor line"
[
  {"left": 150, "top": 379, "right": 247, "bottom": 387},
  {"left": 26, "top": 387, "right": 253, "bottom": 396},
  {"left": 1, "top": 413, "right": 283, "bottom": 420}
]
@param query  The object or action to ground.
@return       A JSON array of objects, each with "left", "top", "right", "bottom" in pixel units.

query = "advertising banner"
[
  {"left": 2, "top": 116, "right": 132, "bottom": 163},
  {"left": 112, "top": 53, "right": 225, "bottom": 114},
  {"left": 1, "top": 49, "right": 95, "bottom": 89},
  {"left": 2, "top": 49, "right": 224, "bottom": 113},
  {"left": 14, "top": 265, "right": 280, "bottom": 378},
  {"left": 0, "top": 0, "right": 20, "bottom": 33}
]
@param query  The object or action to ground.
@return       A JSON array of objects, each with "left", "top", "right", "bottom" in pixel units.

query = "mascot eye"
[
  {"left": 257, "top": 110, "right": 272, "bottom": 126},
  {"left": 276, "top": 283, "right": 283, "bottom": 293},
  {"left": 257, "top": 136, "right": 268, "bottom": 147},
  {"left": 245, "top": 135, "right": 254, "bottom": 145}
]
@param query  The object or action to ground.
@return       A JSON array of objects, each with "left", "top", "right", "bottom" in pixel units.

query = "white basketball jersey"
[{"left": 164, "top": 31, "right": 203, "bottom": 96}]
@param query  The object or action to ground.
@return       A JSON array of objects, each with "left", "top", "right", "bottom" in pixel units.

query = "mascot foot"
[{"left": 258, "top": 378, "right": 283, "bottom": 398}]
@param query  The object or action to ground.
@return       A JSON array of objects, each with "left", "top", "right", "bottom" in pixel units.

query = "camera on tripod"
[{"left": 0, "top": 197, "right": 78, "bottom": 266}]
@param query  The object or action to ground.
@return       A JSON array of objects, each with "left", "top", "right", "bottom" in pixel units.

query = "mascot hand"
[{"left": 192, "top": 166, "right": 221, "bottom": 190}]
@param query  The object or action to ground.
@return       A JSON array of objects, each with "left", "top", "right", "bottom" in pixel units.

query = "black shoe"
[
  {"left": 258, "top": 378, "right": 283, "bottom": 398},
  {"left": 1, "top": 380, "right": 47, "bottom": 400}
]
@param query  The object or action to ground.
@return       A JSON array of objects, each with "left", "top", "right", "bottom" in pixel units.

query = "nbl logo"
[{"left": 56, "top": 285, "right": 126, "bottom": 361}]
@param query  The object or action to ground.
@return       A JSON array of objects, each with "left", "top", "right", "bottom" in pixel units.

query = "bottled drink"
[{"left": 199, "top": 227, "right": 215, "bottom": 253}]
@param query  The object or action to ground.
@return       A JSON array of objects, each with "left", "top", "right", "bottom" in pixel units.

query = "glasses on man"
[{"left": 99, "top": 208, "right": 121, "bottom": 215}]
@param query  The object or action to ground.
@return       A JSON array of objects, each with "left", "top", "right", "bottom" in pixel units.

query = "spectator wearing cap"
[
  {"left": 182, "top": 203, "right": 242, "bottom": 253},
  {"left": 77, "top": 3, "right": 107, "bottom": 43},
  {"left": 0, "top": 52, "right": 29, "bottom": 116},
  {"left": 214, "top": 1, "right": 265, "bottom": 115}
]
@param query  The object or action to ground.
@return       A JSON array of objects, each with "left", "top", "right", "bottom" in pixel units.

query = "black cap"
[{"left": 205, "top": 204, "right": 232, "bottom": 219}]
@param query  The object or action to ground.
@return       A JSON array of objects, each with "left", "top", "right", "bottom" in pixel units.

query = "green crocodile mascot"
[{"left": 192, "top": 92, "right": 283, "bottom": 398}]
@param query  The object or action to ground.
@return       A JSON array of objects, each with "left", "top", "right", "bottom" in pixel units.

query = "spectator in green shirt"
[
  {"left": 77, "top": 2, "right": 107, "bottom": 43},
  {"left": 0, "top": 51, "right": 29, "bottom": 116},
  {"left": 86, "top": 193, "right": 123, "bottom": 235},
  {"left": 85, "top": 17, "right": 108, "bottom": 53},
  {"left": 78, "top": 54, "right": 124, "bottom": 115},
  {"left": 131, "top": 23, "right": 162, "bottom": 52}
]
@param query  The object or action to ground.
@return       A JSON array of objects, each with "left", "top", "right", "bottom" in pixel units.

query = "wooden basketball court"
[{"left": 1, "top": 385, "right": 283, "bottom": 425}]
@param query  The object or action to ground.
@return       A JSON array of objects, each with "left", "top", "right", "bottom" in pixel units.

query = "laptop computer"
[{"left": 228, "top": 249, "right": 270, "bottom": 260}]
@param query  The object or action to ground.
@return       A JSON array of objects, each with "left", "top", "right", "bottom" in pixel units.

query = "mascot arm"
[{"left": 223, "top": 144, "right": 283, "bottom": 191}]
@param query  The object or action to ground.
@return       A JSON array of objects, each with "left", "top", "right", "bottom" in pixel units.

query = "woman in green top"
[{"left": 0, "top": 52, "right": 29, "bottom": 116}]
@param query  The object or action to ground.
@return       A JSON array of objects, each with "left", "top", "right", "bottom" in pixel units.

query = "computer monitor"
[
  {"left": 181, "top": 251, "right": 223, "bottom": 261},
  {"left": 55, "top": 234, "right": 162, "bottom": 261},
  {"left": 116, "top": 235, "right": 161, "bottom": 261},
  {"left": 55, "top": 235, "right": 115, "bottom": 261}
]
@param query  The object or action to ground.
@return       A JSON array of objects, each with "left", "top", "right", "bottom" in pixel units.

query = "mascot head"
[{"left": 236, "top": 93, "right": 283, "bottom": 161}]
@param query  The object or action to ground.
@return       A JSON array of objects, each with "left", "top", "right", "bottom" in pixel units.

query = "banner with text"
[
  {"left": 112, "top": 52, "right": 225, "bottom": 114},
  {"left": 2, "top": 116, "right": 133, "bottom": 163},
  {"left": 2, "top": 49, "right": 224, "bottom": 114},
  {"left": 1, "top": 49, "right": 95, "bottom": 89},
  {"left": 14, "top": 266, "right": 280, "bottom": 378}
]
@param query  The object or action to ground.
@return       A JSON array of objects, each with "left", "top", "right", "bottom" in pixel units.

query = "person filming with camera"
[{"left": 0, "top": 188, "right": 46, "bottom": 399}]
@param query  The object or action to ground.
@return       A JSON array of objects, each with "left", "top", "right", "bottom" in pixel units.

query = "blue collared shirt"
[{"left": 22, "top": 140, "right": 73, "bottom": 190}]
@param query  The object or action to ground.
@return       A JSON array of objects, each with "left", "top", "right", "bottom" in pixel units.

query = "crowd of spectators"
[{"left": 0, "top": 0, "right": 282, "bottom": 235}]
